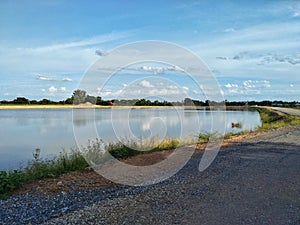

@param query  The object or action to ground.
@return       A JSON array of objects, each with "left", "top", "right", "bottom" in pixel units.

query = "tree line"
[
  {"left": 0, "top": 89, "right": 112, "bottom": 106},
  {"left": 0, "top": 89, "right": 299, "bottom": 107}
]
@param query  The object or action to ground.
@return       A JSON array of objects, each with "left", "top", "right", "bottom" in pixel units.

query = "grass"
[
  {"left": 255, "top": 107, "right": 300, "bottom": 130},
  {"left": 0, "top": 137, "right": 197, "bottom": 199},
  {"left": 1, "top": 107, "right": 300, "bottom": 199},
  {"left": 198, "top": 132, "right": 224, "bottom": 144},
  {"left": 82, "top": 137, "right": 197, "bottom": 165},
  {"left": 0, "top": 148, "right": 89, "bottom": 199}
]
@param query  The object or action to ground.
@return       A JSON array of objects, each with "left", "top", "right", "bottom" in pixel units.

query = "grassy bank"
[
  {"left": 0, "top": 149, "right": 89, "bottom": 199},
  {"left": 255, "top": 107, "right": 300, "bottom": 130},
  {"left": 1, "top": 107, "right": 300, "bottom": 199},
  {"left": 0, "top": 137, "right": 196, "bottom": 199}
]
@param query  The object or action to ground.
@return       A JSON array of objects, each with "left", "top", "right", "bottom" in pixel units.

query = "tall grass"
[
  {"left": 0, "top": 148, "right": 89, "bottom": 199},
  {"left": 83, "top": 137, "right": 197, "bottom": 163}
]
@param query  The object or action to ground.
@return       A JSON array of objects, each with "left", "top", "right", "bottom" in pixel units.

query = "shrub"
[{"left": 0, "top": 170, "right": 24, "bottom": 199}]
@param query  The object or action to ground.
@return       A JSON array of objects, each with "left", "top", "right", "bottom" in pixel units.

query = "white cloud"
[
  {"left": 243, "top": 80, "right": 256, "bottom": 88},
  {"left": 225, "top": 83, "right": 238, "bottom": 88},
  {"left": 262, "top": 80, "right": 271, "bottom": 88},
  {"left": 260, "top": 53, "right": 300, "bottom": 65},
  {"left": 193, "top": 21, "right": 300, "bottom": 83},
  {"left": 231, "top": 52, "right": 300, "bottom": 65},
  {"left": 222, "top": 80, "right": 272, "bottom": 98},
  {"left": 27, "top": 33, "right": 129, "bottom": 52},
  {"left": 290, "top": 84, "right": 294, "bottom": 87},
  {"left": 148, "top": 87, "right": 180, "bottom": 96},
  {"left": 37, "top": 75, "right": 52, "bottom": 81},
  {"left": 0, "top": 31, "right": 132, "bottom": 76},
  {"left": 140, "top": 80, "right": 154, "bottom": 88},
  {"left": 36, "top": 74, "right": 73, "bottom": 82},
  {"left": 139, "top": 66, "right": 164, "bottom": 74},
  {"left": 48, "top": 86, "right": 58, "bottom": 93},
  {"left": 291, "top": 4, "right": 300, "bottom": 18},
  {"left": 293, "top": 11, "right": 300, "bottom": 17},
  {"left": 138, "top": 65, "right": 184, "bottom": 74},
  {"left": 223, "top": 28, "right": 235, "bottom": 33},
  {"left": 60, "top": 87, "right": 67, "bottom": 92},
  {"left": 62, "top": 77, "right": 73, "bottom": 82},
  {"left": 97, "top": 78, "right": 190, "bottom": 101},
  {"left": 243, "top": 80, "right": 271, "bottom": 89}
]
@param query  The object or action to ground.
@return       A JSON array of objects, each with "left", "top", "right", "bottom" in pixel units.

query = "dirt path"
[{"left": 268, "top": 107, "right": 300, "bottom": 117}]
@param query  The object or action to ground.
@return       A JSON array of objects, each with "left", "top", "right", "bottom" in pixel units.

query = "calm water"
[{"left": 0, "top": 108, "right": 261, "bottom": 170}]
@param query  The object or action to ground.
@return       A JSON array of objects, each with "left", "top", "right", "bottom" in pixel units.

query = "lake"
[{"left": 0, "top": 108, "right": 262, "bottom": 170}]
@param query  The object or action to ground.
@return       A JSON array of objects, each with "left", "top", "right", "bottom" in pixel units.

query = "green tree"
[
  {"left": 39, "top": 99, "right": 53, "bottom": 105},
  {"left": 64, "top": 97, "right": 73, "bottom": 104},
  {"left": 184, "top": 98, "right": 193, "bottom": 106},
  {"left": 13, "top": 97, "right": 29, "bottom": 105},
  {"left": 86, "top": 95, "right": 97, "bottom": 104},
  {"left": 96, "top": 96, "right": 102, "bottom": 105},
  {"left": 72, "top": 89, "right": 87, "bottom": 105}
]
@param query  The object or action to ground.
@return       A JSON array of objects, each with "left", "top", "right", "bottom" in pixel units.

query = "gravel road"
[
  {"left": 1, "top": 122, "right": 300, "bottom": 224},
  {"left": 268, "top": 107, "right": 300, "bottom": 117}
]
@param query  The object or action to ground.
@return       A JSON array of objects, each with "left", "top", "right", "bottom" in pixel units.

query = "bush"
[{"left": 0, "top": 170, "right": 24, "bottom": 199}]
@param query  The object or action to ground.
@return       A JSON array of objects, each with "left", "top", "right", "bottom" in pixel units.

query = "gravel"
[{"left": 1, "top": 125, "right": 300, "bottom": 225}]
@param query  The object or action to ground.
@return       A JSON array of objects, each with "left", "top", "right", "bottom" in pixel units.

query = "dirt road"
[
  {"left": 268, "top": 107, "right": 300, "bottom": 117},
  {"left": 44, "top": 128, "right": 300, "bottom": 224}
]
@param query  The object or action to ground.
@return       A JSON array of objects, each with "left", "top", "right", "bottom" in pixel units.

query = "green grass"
[
  {"left": 82, "top": 137, "right": 197, "bottom": 164},
  {"left": 0, "top": 148, "right": 89, "bottom": 199},
  {"left": 255, "top": 107, "right": 300, "bottom": 130},
  {"left": 0, "top": 137, "right": 197, "bottom": 199},
  {"left": 198, "top": 132, "right": 224, "bottom": 144}
]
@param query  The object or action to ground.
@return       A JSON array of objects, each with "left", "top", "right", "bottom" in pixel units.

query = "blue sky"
[{"left": 0, "top": 0, "right": 299, "bottom": 101}]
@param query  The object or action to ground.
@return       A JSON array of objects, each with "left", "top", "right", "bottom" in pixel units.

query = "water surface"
[{"left": 0, "top": 108, "right": 261, "bottom": 170}]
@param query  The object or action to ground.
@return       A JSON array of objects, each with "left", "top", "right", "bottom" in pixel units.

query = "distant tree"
[
  {"left": 101, "top": 100, "right": 112, "bottom": 106},
  {"left": 30, "top": 100, "right": 38, "bottom": 105},
  {"left": 86, "top": 95, "right": 97, "bottom": 104},
  {"left": 184, "top": 98, "right": 193, "bottom": 106},
  {"left": 96, "top": 96, "right": 102, "bottom": 105},
  {"left": 13, "top": 97, "right": 29, "bottom": 104},
  {"left": 39, "top": 99, "right": 55, "bottom": 105},
  {"left": 65, "top": 97, "right": 73, "bottom": 104},
  {"left": 0, "top": 100, "right": 9, "bottom": 105},
  {"left": 72, "top": 89, "right": 87, "bottom": 105}
]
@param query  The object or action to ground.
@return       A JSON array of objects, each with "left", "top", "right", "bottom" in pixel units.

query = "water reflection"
[{"left": 0, "top": 108, "right": 261, "bottom": 170}]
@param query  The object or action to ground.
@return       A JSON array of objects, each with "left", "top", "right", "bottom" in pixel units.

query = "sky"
[{"left": 0, "top": 0, "right": 299, "bottom": 101}]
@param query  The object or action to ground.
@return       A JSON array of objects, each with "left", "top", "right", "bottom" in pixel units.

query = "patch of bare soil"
[{"left": 13, "top": 168, "right": 114, "bottom": 197}]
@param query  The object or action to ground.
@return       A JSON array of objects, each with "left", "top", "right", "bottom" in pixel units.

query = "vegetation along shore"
[{"left": 1, "top": 107, "right": 300, "bottom": 199}]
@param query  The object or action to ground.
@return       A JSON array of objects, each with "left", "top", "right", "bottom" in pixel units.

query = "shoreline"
[
  {"left": 9, "top": 124, "right": 300, "bottom": 198},
  {"left": 3, "top": 114, "right": 300, "bottom": 224},
  {"left": 2, "top": 107, "right": 300, "bottom": 200},
  {"left": 0, "top": 104, "right": 250, "bottom": 110}
]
